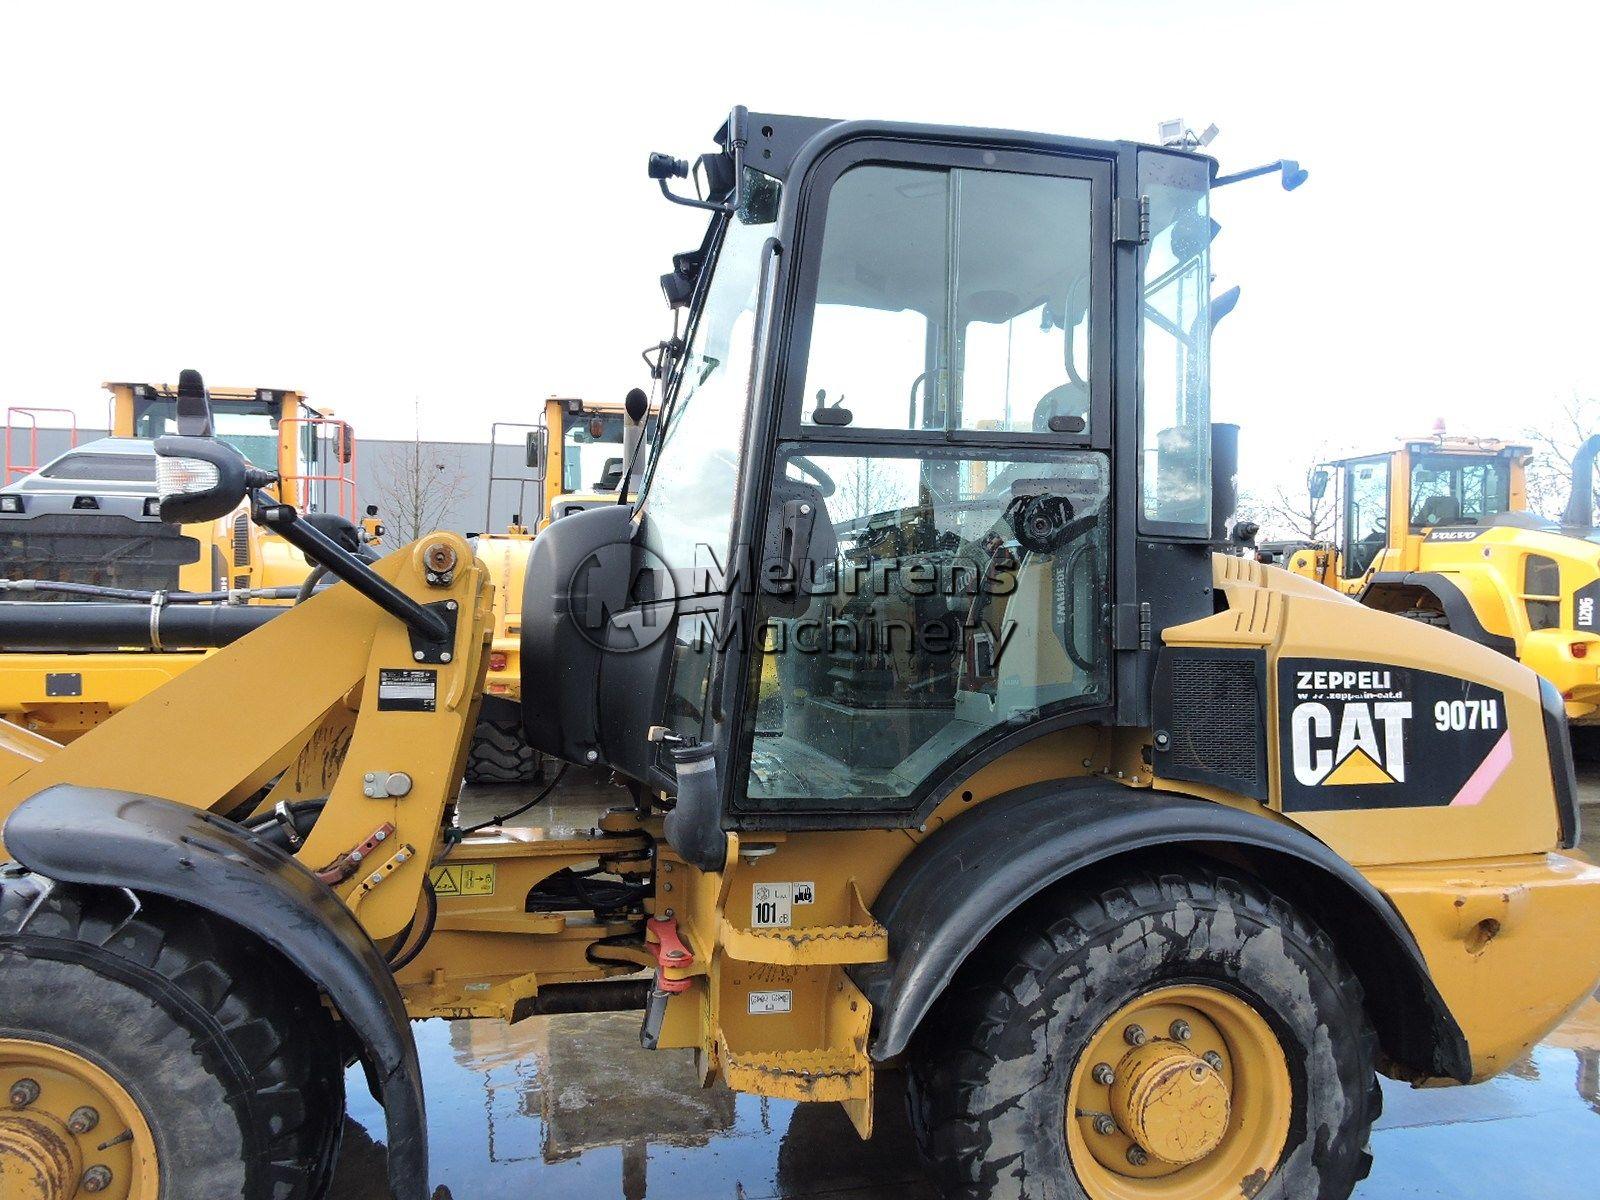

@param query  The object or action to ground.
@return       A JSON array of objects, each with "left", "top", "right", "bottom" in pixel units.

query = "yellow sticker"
[{"left": 430, "top": 863, "right": 495, "bottom": 897}]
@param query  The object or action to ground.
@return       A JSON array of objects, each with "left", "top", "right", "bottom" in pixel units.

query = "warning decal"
[
  {"left": 429, "top": 864, "right": 495, "bottom": 897},
  {"left": 378, "top": 668, "right": 438, "bottom": 712},
  {"left": 1278, "top": 659, "right": 1510, "bottom": 812}
]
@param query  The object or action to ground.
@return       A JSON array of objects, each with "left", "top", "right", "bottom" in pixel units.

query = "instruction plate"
[
  {"left": 748, "top": 989, "right": 793, "bottom": 1015},
  {"left": 378, "top": 668, "right": 437, "bottom": 712},
  {"left": 752, "top": 882, "right": 792, "bottom": 928},
  {"left": 430, "top": 863, "right": 495, "bottom": 896}
]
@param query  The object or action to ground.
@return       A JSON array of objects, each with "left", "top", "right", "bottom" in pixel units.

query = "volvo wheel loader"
[
  {"left": 3, "top": 108, "right": 1600, "bottom": 1200},
  {"left": 1282, "top": 431, "right": 1600, "bottom": 726}
]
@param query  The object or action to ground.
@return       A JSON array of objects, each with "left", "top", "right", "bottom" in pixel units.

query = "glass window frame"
[
  {"left": 1339, "top": 454, "right": 1391, "bottom": 580},
  {"left": 1406, "top": 452, "right": 1511, "bottom": 532},
  {"left": 774, "top": 140, "right": 1114, "bottom": 456}
]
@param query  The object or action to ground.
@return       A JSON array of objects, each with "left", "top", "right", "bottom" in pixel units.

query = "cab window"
[{"left": 1409, "top": 454, "right": 1510, "bottom": 529}]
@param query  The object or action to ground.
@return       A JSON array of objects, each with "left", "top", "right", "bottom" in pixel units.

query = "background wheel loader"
[
  {"left": 0, "top": 379, "right": 364, "bottom": 741},
  {"left": 2, "top": 108, "right": 1599, "bottom": 1200},
  {"left": 466, "top": 392, "right": 658, "bottom": 783},
  {"left": 1280, "top": 431, "right": 1600, "bottom": 728}
]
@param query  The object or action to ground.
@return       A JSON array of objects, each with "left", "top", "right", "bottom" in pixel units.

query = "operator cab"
[{"left": 523, "top": 108, "right": 1238, "bottom": 858}]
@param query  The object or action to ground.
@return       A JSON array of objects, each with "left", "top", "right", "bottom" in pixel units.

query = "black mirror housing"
[
  {"left": 526, "top": 429, "right": 548, "bottom": 478},
  {"left": 1309, "top": 469, "right": 1330, "bottom": 500},
  {"left": 153, "top": 434, "right": 253, "bottom": 524}
]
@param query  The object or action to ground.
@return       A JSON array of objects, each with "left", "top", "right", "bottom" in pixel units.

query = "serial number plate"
[{"left": 748, "top": 989, "right": 792, "bottom": 1015}]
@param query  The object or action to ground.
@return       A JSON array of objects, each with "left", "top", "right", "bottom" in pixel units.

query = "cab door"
[{"left": 720, "top": 139, "right": 1118, "bottom": 824}]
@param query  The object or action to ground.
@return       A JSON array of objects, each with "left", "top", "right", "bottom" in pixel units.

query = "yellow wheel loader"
[
  {"left": 0, "top": 380, "right": 363, "bottom": 741},
  {"left": 2, "top": 109, "right": 1599, "bottom": 1200},
  {"left": 466, "top": 392, "right": 658, "bottom": 782},
  {"left": 1281, "top": 432, "right": 1600, "bottom": 725}
]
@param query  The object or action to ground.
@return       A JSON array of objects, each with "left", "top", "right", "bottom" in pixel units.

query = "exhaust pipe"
[{"left": 1562, "top": 435, "right": 1600, "bottom": 530}]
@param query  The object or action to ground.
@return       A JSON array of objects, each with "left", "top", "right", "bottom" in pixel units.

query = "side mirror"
[
  {"left": 175, "top": 368, "right": 214, "bottom": 437},
  {"left": 154, "top": 434, "right": 255, "bottom": 524},
  {"left": 1309, "top": 469, "right": 1330, "bottom": 500},
  {"left": 526, "top": 429, "right": 547, "bottom": 479},
  {"left": 337, "top": 425, "right": 355, "bottom": 465}
]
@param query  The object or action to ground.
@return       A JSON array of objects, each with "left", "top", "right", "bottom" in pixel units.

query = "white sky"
[{"left": 2, "top": 0, "right": 1597, "bottom": 497}]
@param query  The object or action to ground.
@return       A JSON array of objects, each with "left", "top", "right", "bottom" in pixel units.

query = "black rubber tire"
[
  {"left": 1398, "top": 608, "right": 1451, "bottom": 627},
  {"left": 906, "top": 857, "right": 1380, "bottom": 1200},
  {"left": 464, "top": 716, "right": 541, "bottom": 785},
  {"left": 0, "top": 881, "right": 345, "bottom": 1200}
]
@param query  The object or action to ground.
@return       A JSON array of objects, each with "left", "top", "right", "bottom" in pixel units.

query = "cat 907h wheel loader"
[{"left": 1, "top": 108, "right": 1599, "bottom": 1200}]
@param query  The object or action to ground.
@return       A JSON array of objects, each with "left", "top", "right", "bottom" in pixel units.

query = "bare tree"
[
  {"left": 1242, "top": 461, "right": 1338, "bottom": 543},
  {"left": 373, "top": 403, "right": 473, "bottom": 542},
  {"left": 1521, "top": 395, "right": 1600, "bottom": 521}
]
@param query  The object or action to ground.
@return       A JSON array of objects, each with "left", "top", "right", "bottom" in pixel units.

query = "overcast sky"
[{"left": 2, "top": 1, "right": 1596, "bottom": 495}]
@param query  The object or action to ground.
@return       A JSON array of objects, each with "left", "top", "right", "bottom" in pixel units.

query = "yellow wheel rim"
[
  {"left": 1065, "top": 985, "right": 1291, "bottom": 1199},
  {"left": 0, "top": 1037, "right": 159, "bottom": 1200}
]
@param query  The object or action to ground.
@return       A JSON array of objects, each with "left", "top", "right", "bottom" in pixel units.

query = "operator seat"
[{"left": 1414, "top": 494, "right": 1462, "bottom": 527}]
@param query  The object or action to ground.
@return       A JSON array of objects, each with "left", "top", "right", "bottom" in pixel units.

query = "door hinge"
[
  {"left": 1113, "top": 602, "right": 1153, "bottom": 651},
  {"left": 1115, "top": 195, "right": 1151, "bottom": 246}
]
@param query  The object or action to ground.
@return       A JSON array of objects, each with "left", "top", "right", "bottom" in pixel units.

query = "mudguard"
[
  {"left": 851, "top": 779, "right": 1472, "bottom": 1083},
  {"left": 1, "top": 786, "right": 427, "bottom": 1200},
  {"left": 1363, "top": 571, "right": 1517, "bottom": 657}
]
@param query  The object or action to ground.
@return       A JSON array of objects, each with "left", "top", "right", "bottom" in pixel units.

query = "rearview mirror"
[
  {"left": 337, "top": 426, "right": 355, "bottom": 465},
  {"left": 154, "top": 434, "right": 253, "bottom": 524},
  {"left": 1309, "top": 469, "right": 1330, "bottom": 500},
  {"left": 526, "top": 429, "right": 547, "bottom": 478}
]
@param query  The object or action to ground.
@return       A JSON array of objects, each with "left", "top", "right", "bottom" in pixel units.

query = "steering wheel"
[{"left": 788, "top": 455, "right": 836, "bottom": 497}]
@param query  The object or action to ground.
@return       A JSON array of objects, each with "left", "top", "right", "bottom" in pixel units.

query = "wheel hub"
[
  {"left": 0, "top": 1109, "right": 83, "bottom": 1200},
  {"left": 1107, "top": 1041, "right": 1230, "bottom": 1164},
  {"left": 0, "top": 1038, "right": 157, "bottom": 1200}
]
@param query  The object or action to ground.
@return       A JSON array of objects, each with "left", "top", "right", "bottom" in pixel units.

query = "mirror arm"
[{"left": 253, "top": 492, "right": 451, "bottom": 643}]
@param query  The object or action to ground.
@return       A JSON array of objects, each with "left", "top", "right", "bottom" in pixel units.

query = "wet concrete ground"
[{"left": 325, "top": 773, "right": 1600, "bottom": 1199}]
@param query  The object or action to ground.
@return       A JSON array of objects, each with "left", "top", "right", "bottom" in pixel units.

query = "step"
[{"left": 719, "top": 880, "right": 887, "bottom": 965}]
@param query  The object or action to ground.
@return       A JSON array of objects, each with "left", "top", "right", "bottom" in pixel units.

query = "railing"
[
  {"left": 4, "top": 407, "right": 79, "bottom": 484},
  {"left": 279, "top": 416, "right": 358, "bottom": 520}
]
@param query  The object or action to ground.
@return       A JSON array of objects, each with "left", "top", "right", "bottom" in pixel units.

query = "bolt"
[
  {"left": 1154, "top": 730, "right": 1170, "bottom": 748},
  {"left": 67, "top": 1106, "right": 100, "bottom": 1135},
  {"left": 364, "top": 773, "right": 375, "bottom": 783},
  {"left": 662, "top": 907, "right": 674, "bottom": 918},
  {"left": 413, "top": 651, "right": 425, "bottom": 662},
  {"left": 1126, "top": 1146, "right": 1148, "bottom": 1167},
  {"left": 1169, "top": 1019, "right": 1192, "bottom": 1042},
  {"left": 1093, "top": 1114, "right": 1116, "bottom": 1136},
  {"left": 81, "top": 1166, "right": 113, "bottom": 1193},
  {"left": 446, "top": 600, "right": 457, "bottom": 611},
  {"left": 586, "top": 750, "right": 599, "bottom": 762},
  {"left": 1203, "top": 1050, "right": 1224, "bottom": 1071},
  {"left": 441, "top": 652, "right": 452, "bottom": 663},
  {"left": 1092, "top": 1063, "right": 1115, "bottom": 1086},
  {"left": 9, "top": 1078, "right": 39, "bottom": 1108},
  {"left": 1123, "top": 1024, "right": 1147, "bottom": 1047}
]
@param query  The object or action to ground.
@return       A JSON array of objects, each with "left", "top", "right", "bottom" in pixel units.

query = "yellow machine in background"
[
  {"left": 0, "top": 380, "right": 359, "bottom": 740},
  {"left": 0, "top": 110, "right": 1597, "bottom": 1200},
  {"left": 1281, "top": 432, "right": 1600, "bottom": 723},
  {"left": 467, "top": 391, "right": 657, "bottom": 781}
]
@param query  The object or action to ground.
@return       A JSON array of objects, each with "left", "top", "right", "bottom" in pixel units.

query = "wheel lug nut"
[
  {"left": 1169, "top": 1019, "right": 1192, "bottom": 1041},
  {"left": 1126, "top": 1146, "right": 1149, "bottom": 1167},
  {"left": 82, "top": 1166, "right": 113, "bottom": 1193},
  {"left": 8, "top": 1078, "right": 39, "bottom": 1108},
  {"left": 1203, "top": 1050, "right": 1224, "bottom": 1071},
  {"left": 1093, "top": 1114, "right": 1116, "bottom": 1136},
  {"left": 1091, "top": 1063, "right": 1115, "bottom": 1086},
  {"left": 67, "top": 1106, "right": 100, "bottom": 1134},
  {"left": 1123, "top": 1024, "right": 1147, "bottom": 1046}
]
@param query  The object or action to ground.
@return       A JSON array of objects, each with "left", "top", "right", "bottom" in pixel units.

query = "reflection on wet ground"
[{"left": 323, "top": 783, "right": 1600, "bottom": 1199}]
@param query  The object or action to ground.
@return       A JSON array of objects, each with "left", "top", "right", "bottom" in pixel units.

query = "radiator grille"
[
  {"left": 232, "top": 512, "right": 251, "bottom": 567},
  {"left": 0, "top": 514, "right": 197, "bottom": 596},
  {"left": 1166, "top": 656, "right": 1262, "bottom": 787}
]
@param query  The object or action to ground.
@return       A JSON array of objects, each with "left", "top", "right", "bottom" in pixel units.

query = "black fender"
[
  {"left": 1, "top": 786, "right": 427, "bottom": 1200},
  {"left": 1363, "top": 571, "right": 1517, "bottom": 657},
  {"left": 850, "top": 779, "right": 1472, "bottom": 1083}
]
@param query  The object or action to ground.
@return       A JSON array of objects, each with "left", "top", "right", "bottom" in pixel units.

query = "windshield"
[
  {"left": 638, "top": 185, "right": 779, "bottom": 576},
  {"left": 561, "top": 411, "right": 659, "bottom": 493},
  {"left": 133, "top": 397, "right": 280, "bottom": 471},
  {"left": 1409, "top": 454, "right": 1510, "bottom": 529}
]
